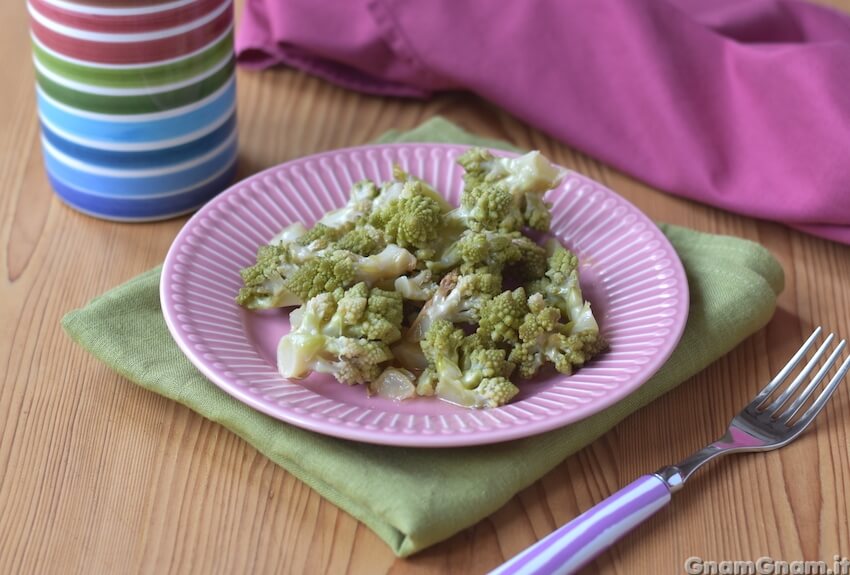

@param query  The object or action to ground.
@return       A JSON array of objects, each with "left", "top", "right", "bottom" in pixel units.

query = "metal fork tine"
[
  {"left": 752, "top": 327, "right": 822, "bottom": 406},
  {"left": 765, "top": 333, "right": 835, "bottom": 415},
  {"left": 778, "top": 340, "right": 846, "bottom": 423},
  {"left": 793, "top": 353, "right": 850, "bottom": 430}
]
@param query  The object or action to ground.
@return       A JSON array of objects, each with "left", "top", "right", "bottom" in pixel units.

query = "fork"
[{"left": 488, "top": 327, "right": 850, "bottom": 575}]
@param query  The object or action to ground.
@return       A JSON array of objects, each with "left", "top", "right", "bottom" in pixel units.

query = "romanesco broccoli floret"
[
  {"left": 388, "top": 165, "right": 454, "bottom": 213},
  {"left": 393, "top": 269, "right": 501, "bottom": 372},
  {"left": 282, "top": 250, "right": 357, "bottom": 302},
  {"left": 430, "top": 230, "right": 546, "bottom": 279},
  {"left": 415, "top": 367, "right": 439, "bottom": 397},
  {"left": 405, "top": 269, "right": 501, "bottom": 340},
  {"left": 420, "top": 318, "right": 465, "bottom": 365},
  {"left": 449, "top": 181, "right": 524, "bottom": 233},
  {"left": 476, "top": 287, "right": 529, "bottom": 345},
  {"left": 509, "top": 282, "right": 606, "bottom": 379},
  {"left": 394, "top": 269, "right": 438, "bottom": 301},
  {"left": 508, "top": 235, "right": 549, "bottom": 280},
  {"left": 277, "top": 284, "right": 404, "bottom": 385},
  {"left": 369, "top": 182, "right": 444, "bottom": 252},
  {"left": 419, "top": 319, "right": 519, "bottom": 408},
  {"left": 457, "top": 148, "right": 563, "bottom": 232},
  {"left": 295, "top": 223, "right": 346, "bottom": 250},
  {"left": 509, "top": 324, "right": 607, "bottom": 379},
  {"left": 476, "top": 377, "right": 521, "bottom": 407},
  {"left": 526, "top": 239, "right": 596, "bottom": 330},
  {"left": 317, "top": 179, "right": 379, "bottom": 229},
  {"left": 236, "top": 238, "right": 325, "bottom": 309},
  {"left": 460, "top": 345, "right": 515, "bottom": 390},
  {"left": 335, "top": 224, "right": 386, "bottom": 256},
  {"left": 283, "top": 245, "right": 417, "bottom": 302},
  {"left": 334, "top": 282, "right": 404, "bottom": 343}
]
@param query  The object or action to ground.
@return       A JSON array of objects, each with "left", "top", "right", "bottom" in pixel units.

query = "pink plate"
[{"left": 161, "top": 143, "right": 689, "bottom": 447}]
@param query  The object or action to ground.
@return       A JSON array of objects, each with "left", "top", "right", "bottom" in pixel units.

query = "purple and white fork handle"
[
  {"left": 487, "top": 474, "right": 671, "bottom": 575},
  {"left": 488, "top": 328, "right": 850, "bottom": 575}
]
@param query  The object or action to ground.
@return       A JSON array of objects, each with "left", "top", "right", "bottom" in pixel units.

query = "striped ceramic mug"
[{"left": 29, "top": 0, "right": 238, "bottom": 221}]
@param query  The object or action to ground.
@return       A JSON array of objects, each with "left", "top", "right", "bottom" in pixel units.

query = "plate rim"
[{"left": 161, "top": 142, "right": 690, "bottom": 447}]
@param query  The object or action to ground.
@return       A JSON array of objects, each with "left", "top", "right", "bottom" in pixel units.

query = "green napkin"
[{"left": 62, "top": 118, "right": 784, "bottom": 558}]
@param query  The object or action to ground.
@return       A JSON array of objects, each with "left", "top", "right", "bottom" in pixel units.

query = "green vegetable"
[
  {"left": 284, "top": 245, "right": 417, "bottom": 303},
  {"left": 401, "top": 270, "right": 502, "bottom": 352},
  {"left": 235, "top": 235, "right": 328, "bottom": 310},
  {"left": 510, "top": 243, "right": 608, "bottom": 378},
  {"left": 430, "top": 230, "right": 546, "bottom": 280},
  {"left": 451, "top": 181, "right": 523, "bottom": 233},
  {"left": 457, "top": 147, "right": 563, "bottom": 232},
  {"left": 295, "top": 223, "right": 346, "bottom": 250},
  {"left": 335, "top": 225, "right": 387, "bottom": 256},
  {"left": 476, "top": 287, "right": 529, "bottom": 345},
  {"left": 277, "top": 283, "right": 403, "bottom": 385},
  {"left": 317, "top": 180, "right": 380, "bottom": 229},
  {"left": 419, "top": 319, "right": 519, "bottom": 408},
  {"left": 370, "top": 180, "right": 445, "bottom": 252},
  {"left": 236, "top": 148, "right": 603, "bottom": 408},
  {"left": 526, "top": 239, "right": 595, "bottom": 327},
  {"left": 394, "top": 269, "right": 438, "bottom": 301},
  {"left": 390, "top": 165, "right": 454, "bottom": 212}
]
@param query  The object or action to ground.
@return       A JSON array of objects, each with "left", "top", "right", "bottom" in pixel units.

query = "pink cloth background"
[{"left": 236, "top": 0, "right": 850, "bottom": 244}]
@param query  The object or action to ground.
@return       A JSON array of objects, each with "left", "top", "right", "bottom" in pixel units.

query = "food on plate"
[{"left": 236, "top": 148, "right": 607, "bottom": 408}]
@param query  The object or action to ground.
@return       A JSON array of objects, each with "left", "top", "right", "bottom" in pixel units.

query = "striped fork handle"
[{"left": 488, "top": 475, "right": 670, "bottom": 575}]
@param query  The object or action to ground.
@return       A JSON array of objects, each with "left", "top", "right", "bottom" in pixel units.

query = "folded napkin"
[
  {"left": 236, "top": 0, "right": 850, "bottom": 245},
  {"left": 62, "top": 119, "right": 784, "bottom": 557}
]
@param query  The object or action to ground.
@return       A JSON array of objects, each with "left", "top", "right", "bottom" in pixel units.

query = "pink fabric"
[{"left": 236, "top": 0, "right": 850, "bottom": 244}]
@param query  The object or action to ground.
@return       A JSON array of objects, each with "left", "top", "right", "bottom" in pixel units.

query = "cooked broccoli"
[
  {"left": 334, "top": 281, "right": 404, "bottom": 343},
  {"left": 448, "top": 181, "right": 524, "bottom": 233},
  {"left": 457, "top": 148, "right": 563, "bottom": 232},
  {"left": 269, "top": 221, "right": 309, "bottom": 245},
  {"left": 235, "top": 220, "right": 375, "bottom": 311},
  {"left": 385, "top": 165, "right": 454, "bottom": 213},
  {"left": 430, "top": 230, "right": 546, "bottom": 279},
  {"left": 283, "top": 245, "right": 417, "bottom": 302},
  {"left": 526, "top": 239, "right": 596, "bottom": 329},
  {"left": 415, "top": 367, "right": 439, "bottom": 397},
  {"left": 420, "top": 318, "right": 465, "bottom": 365},
  {"left": 476, "top": 287, "right": 529, "bottom": 345},
  {"left": 393, "top": 270, "right": 500, "bottom": 372},
  {"left": 277, "top": 283, "right": 403, "bottom": 385},
  {"left": 335, "top": 224, "right": 386, "bottom": 256},
  {"left": 369, "top": 181, "right": 444, "bottom": 252},
  {"left": 394, "top": 269, "right": 438, "bottom": 301},
  {"left": 235, "top": 235, "right": 328, "bottom": 309},
  {"left": 238, "top": 149, "right": 604, "bottom": 408},
  {"left": 295, "top": 223, "right": 345, "bottom": 249},
  {"left": 510, "top": 318, "right": 607, "bottom": 379},
  {"left": 510, "top": 258, "right": 607, "bottom": 378},
  {"left": 317, "top": 179, "right": 380, "bottom": 229},
  {"left": 459, "top": 344, "right": 515, "bottom": 390},
  {"left": 419, "top": 319, "right": 519, "bottom": 408},
  {"left": 508, "top": 235, "right": 549, "bottom": 280},
  {"left": 405, "top": 270, "right": 501, "bottom": 339},
  {"left": 280, "top": 250, "right": 356, "bottom": 302}
]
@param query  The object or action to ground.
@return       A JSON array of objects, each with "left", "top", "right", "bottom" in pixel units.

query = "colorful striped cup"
[{"left": 29, "top": 0, "right": 238, "bottom": 221}]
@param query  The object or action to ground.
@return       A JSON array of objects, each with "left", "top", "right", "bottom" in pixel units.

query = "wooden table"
[{"left": 3, "top": 1, "right": 850, "bottom": 573}]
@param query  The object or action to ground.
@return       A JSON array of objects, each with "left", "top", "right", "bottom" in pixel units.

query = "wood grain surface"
[{"left": 3, "top": 1, "right": 850, "bottom": 573}]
